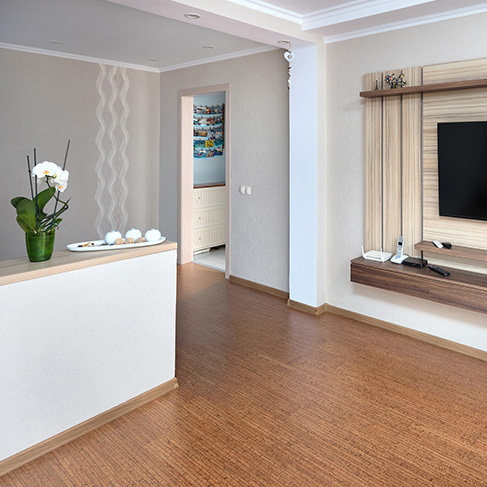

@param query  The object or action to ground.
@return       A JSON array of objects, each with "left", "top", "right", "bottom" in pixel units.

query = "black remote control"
[{"left": 427, "top": 264, "right": 450, "bottom": 277}]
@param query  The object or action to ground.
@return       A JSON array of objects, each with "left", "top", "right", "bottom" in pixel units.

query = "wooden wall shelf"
[
  {"left": 415, "top": 241, "right": 487, "bottom": 263},
  {"left": 351, "top": 257, "right": 487, "bottom": 315},
  {"left": 360, "top": 78, "right": 487, "bottom": 98}
]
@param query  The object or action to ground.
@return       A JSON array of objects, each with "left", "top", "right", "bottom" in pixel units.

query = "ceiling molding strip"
[
  {"left": 222, "top": 0, "right": 301, "bottom": 23},
  {"left": 302, "top": 0, "right": 435, "bottom": 30},
  {"left": 0, "top": 42, "right": 277, "bottom": 74},
  {"left": 159, "top": 46, "right": 277, "bottom": 73},
  {"left": 0, "top": 42, "right": 160, "bottom": 73},
  {"left": 324, "top": 1, "right": 487, "bottom": 43}
]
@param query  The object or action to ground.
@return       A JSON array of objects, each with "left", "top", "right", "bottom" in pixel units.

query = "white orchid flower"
[
  {"left": 55, "top": 181, "right": 68, "bottom": 192},
  {"left": 32, "top": 161, "right": 62, "bottom": 181},
  {"left": 53, "top": 169, "right": 69, "bottom": 184},
  {"left": 53, "top": 169, "right": 69, "bottom": 192}
]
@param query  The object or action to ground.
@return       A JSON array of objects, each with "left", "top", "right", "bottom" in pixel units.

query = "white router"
[{"left": 361, "top": 246, "right": 392, "bottom": 262}]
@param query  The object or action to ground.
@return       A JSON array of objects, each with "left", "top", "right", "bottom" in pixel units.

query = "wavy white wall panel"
[{"left": 94, "top": 64, "right": 130, "bottom": 237}]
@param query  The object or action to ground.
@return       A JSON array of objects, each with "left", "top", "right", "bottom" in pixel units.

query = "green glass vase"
[{"left": 25, "top": 231, "right": 55, "bottom": 262}]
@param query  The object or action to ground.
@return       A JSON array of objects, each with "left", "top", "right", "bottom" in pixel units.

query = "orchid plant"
[{"left": 11, "top": 142, "right": 71, "bottom": 235}]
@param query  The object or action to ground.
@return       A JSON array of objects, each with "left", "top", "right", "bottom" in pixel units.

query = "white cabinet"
[{"left": 193, "top": 185, "right": 226, "bottom": 251}]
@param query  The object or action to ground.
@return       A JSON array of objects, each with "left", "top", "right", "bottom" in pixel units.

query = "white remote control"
[{"left": 433, "top": 240, "right": 443, "bottom": 248}]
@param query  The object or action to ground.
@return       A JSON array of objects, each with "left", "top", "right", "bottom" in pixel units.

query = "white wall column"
[{"left": 289, "top": 44, "right": 326, "bottom": 308}]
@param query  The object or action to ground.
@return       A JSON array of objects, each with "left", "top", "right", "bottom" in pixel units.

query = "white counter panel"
[{"left": 0, "top": 248, "right": 176, "bottom": 461}]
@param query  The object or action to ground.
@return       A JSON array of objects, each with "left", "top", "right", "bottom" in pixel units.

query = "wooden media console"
[{"left": 351, "top": 255, "right": 487, "bottom": 315}]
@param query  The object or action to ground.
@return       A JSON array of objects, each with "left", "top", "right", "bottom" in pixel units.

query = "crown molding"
[
  {"left": 220, "top": 0, "right": 436, "bottom": 30},
  {"left": 218, "top": 0, "right": 487, "bottom": 46},
  {"left": 159, "top": 45, "right": 277, "bottom": 72},
  {"left": 222, "top": 0, "right": 301, "bottom": 23},
  {"left": 0, "top": 42, "right": 277, "bottom": 74},
  {"left": 324, "top": 1, "right": 487, "bottom": 43},
  {"left": 0, "top": 43, "right": 160, "bottom": 72},
  {"left": 302, "top": 0, "right": 434, "bottom": 30}
]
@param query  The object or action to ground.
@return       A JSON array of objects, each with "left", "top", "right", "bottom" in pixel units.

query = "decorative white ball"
[
  {"left": 105, "top": 230, "right": 122, "bottom": 245},
  {"left": 125, "top": 228, "right": 142, "bottom": 241},
  {"left": 145, "top": 228, "right": 161, "bottom": 242}
]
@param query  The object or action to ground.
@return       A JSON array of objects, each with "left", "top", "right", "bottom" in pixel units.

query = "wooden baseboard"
[
  {"left": 326, "top": 304, "right": 487, "bottom": 362},
  {"left": 229, "top": 275, "right": 289, "bottom": 299},
  {"left": 229, "top": 275, "right": 487, "bottom": 361},
  {"left": 0, "top": 378, "right": 178, "bottom": 477},
  {"left": 287, "top": 300, "right": 328, "bottom": 316}
]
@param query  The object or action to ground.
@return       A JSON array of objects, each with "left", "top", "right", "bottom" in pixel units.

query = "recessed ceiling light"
[
  {"left": 148, "top": 57, "right": 158, "bottom": 61},
  {"left": 203, "top": 45, "right": 215, "bottom": 49},
  {"left": 49, "top": 40, "right": 63, "bottom": 44},
  {"left": 184, "top": 13, "right": 201, "bottom": 20},
  {"left": 277, "top": 40, "right": 290, "bottom": 45}
]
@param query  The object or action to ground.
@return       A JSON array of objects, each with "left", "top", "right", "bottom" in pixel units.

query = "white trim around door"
[{"left": 178, "top": 84, "right": 231, "bottom": 279}]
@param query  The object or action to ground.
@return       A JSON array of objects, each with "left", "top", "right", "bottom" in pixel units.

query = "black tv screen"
[{"left": 437, "top": 121, "right": 487, "bottom": 221}]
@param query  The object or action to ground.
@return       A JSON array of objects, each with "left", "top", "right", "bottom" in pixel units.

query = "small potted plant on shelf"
[
  {"left": 11, "top": 141, "right": 71, "bottom": 262},
  {"left": 384, "top": 73, "right": 407, "bottom": 89}
]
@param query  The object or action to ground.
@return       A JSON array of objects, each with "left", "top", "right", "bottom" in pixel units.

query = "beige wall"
[
  {"left": 160, "top": 50, "right": 290, "bottom": 291},
  {"left": 0, "top": 49, "right": 160, "bottom": 261},
  {"left": 0, "top": 48, "right": 289, "bottom": 293},
  {"left": 326, "top": 13, "right": 487, "bottom": 350}
]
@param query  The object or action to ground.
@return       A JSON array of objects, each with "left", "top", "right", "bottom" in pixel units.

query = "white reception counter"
[{"left": 0, "top": 241, "right": 178, "bottom": 475}]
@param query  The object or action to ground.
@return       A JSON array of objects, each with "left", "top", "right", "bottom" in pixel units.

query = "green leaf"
[
  {"left": 15, "top": 193, "right": 52, "bottom": 222},
  {"left": 16, "top": 213, "right": 37, "bottom": 233},
  {"left": 36, "top": 187, "right": 56, "bottom": 213},
  {"left": 11, "top": 196, "right": 28, "bottom": 208},
  {"left": 16, "top": 198, "right": 36, "bottom": 217}
]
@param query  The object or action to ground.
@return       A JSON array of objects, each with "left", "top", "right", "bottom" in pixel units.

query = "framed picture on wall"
[{"left": 193, "top": 104, "right": 224, "bottom": 158}]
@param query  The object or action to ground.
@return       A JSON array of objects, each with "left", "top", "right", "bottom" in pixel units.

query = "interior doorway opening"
[
  {"left": 178, "top": 84, "right": 231, "bottom": 278},
  {"left": 192, "top": 92, "right": 226, "bottom": 272}
]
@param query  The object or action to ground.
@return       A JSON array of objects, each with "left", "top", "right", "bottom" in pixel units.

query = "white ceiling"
[
  {"left": 2, "top": 0, "right": 487, "bottom": 71},
  {"left": 0, "top": 0, "right": 273, "bottom": 72}
]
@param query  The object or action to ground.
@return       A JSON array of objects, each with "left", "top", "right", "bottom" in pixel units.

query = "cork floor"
[{"left": 2, "top": 263, "right": 487, "bottom": 486}]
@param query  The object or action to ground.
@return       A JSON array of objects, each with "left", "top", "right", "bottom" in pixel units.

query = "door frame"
[{"left": 178, "top": 83, "right": 231, "bottom": 278}]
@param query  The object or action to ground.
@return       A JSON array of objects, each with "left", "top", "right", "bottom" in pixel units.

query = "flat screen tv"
[{"left": 437, "top": 121, "right": 487, "bottom": 222}]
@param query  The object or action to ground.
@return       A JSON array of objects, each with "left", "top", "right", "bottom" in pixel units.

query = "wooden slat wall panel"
[
  {"left": 382, "top": 70, "right": 402, "bottom": 253},
  {"left": 364, "top": 72, "right": 383, "bottom": 251},
  {"left": 363, "top": 58, "right": 487, "bottom": 271},
  {"left": 423, "top": 59, "right": 487, "bottom": 252},
  {"left": 424, "top": 58, "right": 487, "bottom": 84},
  {"left": 401, "top": 67, "right": 423, "bottom": 257}
]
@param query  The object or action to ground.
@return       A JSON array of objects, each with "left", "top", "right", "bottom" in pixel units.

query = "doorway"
[
  {"left": 192, "top": 92, "right": 226, "bottom": 271},
  {"left": 178, "top": 84, "right": 231, "bottom": 278}
]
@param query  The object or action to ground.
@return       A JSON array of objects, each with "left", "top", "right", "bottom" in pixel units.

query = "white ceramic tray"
[{"left": 67, "top": 237, "right": 166, "bottom": 252}]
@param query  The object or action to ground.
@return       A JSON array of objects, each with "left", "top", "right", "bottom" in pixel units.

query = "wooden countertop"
[{"left": 0, "top": 240, "right": 177, "bottom": 287}]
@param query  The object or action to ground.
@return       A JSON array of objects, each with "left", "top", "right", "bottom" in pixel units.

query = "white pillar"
[{"left": 289, "top": 44, "right": 326, "bottom": 308}]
